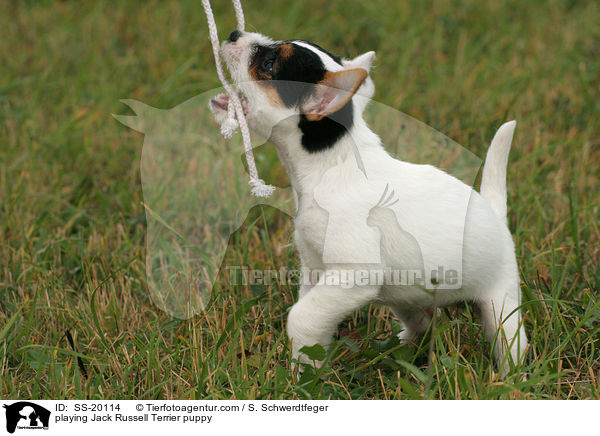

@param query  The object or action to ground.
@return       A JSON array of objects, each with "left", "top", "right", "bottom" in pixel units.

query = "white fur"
[
  {"left": 481, "top": 120, "right": 516, "bottom": 225},
  {"left": 216, "top": 32, "right": 528, "bottom": 375}
]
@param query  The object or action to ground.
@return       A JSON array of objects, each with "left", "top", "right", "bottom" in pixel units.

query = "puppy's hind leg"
[
  {"left": 287, "top": 281, "right": 379, "bottom": 365},
  {"left": 391, "top": 306, "right": 432, "bottom": 344},
  {"left": 477, "top": 285, "right": 528, "bottom": 376}
]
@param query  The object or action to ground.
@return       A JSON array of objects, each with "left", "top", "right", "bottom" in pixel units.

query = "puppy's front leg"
[{"left": 287, "top": 280, "right": 379, "bottom": 365}]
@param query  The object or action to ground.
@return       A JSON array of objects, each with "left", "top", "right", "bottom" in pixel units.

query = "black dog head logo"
[{"left": 3, "top": 402, "right": 50, "bottom": 434}]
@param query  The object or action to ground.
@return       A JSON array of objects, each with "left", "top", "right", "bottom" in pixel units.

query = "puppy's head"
[{"left": 212, "top": 30, "right": 375, "bottom": 152}]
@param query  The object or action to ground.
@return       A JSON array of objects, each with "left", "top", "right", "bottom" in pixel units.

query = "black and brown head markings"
[
  {"left": 278, "top": 43, "right": 294, "bottom": 60},
  {"left": 249, "top": 45, "right": 277, "bottom": 81},
  {"left": 248, "top": 43, "right": 311, "bottom": 81},
  {"left": 248, "top": 40, "right": 361, "bottom": 152},
  {"left": 294, "top": 40, "right": 343, "bottom": 66},
  {"left": 249, "top": 41, "right": 336, "bottom": 106}
]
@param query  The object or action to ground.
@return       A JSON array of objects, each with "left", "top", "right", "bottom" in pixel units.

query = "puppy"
[{"left": 211, "top": 30, "right": 528, "bottom": 375}]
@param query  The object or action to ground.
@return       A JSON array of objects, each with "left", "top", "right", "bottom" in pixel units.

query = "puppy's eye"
[{"left": 262, "top": 58, "right": 274, "bottom": 73}]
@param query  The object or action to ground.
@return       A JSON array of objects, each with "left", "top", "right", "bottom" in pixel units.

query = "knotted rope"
[{"left": 201, "top": 0, "right": 275, "bottom": 197}]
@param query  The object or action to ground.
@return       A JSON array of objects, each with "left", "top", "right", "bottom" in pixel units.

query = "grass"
[{"left": 1, "top": 0, "right": 599, "bottom": 399}]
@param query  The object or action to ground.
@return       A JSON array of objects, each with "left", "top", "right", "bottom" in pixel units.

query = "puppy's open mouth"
[{"left": 210, "top": 93, "right": 249, "bottom": 115}]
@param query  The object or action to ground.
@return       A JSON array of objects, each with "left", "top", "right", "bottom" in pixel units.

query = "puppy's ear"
[
  {"left": 342, "top": 51, "right": 376, "bottom": 73},
  {"left": 301, "top": 68, "right": 368, "bottom": 121}
]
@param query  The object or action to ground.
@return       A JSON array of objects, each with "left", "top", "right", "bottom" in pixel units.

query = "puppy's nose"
[{"left": 227, "top": 30, "right": 242, "bottom": 42}]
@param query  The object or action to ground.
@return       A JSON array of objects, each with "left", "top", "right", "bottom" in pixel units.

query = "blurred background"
[{"left": 0, "top": 0, "right": 598, "bottom": 399}]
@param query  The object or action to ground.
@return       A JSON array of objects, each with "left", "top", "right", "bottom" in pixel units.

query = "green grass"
[{"left": 1, "top": 0, "right": 599, "bottom": 399}]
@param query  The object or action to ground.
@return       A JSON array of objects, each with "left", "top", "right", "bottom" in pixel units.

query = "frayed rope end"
[
  {"left": 220, "top": 117, "right": 239, "bottom": 138},
  {"left": 249, "top": 179, "right": 275, "bottom": 198}
]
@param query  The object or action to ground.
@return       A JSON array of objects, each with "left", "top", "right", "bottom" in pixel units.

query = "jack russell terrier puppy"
[{"left": 210, "top": 29, "right": 528, "bottom": 375}]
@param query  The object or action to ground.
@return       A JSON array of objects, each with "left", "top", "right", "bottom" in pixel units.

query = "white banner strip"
[{"left": 0, "top": 399, "right": 595, "bottom": 435}]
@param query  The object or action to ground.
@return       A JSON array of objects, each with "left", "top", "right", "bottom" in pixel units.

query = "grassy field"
[{"left": 1, "top": 0, "right": 599, "bottom": 399}]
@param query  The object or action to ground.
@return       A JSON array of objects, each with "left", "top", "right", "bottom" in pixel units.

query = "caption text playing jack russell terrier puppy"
[{"left": 210, "top": 29, "right": 528, "bottom": 375}]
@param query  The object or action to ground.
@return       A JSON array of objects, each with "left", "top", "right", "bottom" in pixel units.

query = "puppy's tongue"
[{"left": 212, "top": 94, "right": 230, "bottom": 110}]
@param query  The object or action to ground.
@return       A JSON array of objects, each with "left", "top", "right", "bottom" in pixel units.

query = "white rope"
[
  {"left": 201, "top": 0, "right": 275, "bottom": 198},
  {"left": 232, "top": 0, "right": 245, "bottom": 32}
]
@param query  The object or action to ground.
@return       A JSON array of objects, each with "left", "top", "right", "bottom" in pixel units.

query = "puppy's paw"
[
  {"left": 292, "top": 352, "right": 324, "bottom": 369},
  {"left": 290, "top": 352, "right": 324, "bottom": 380},
  {"left": 396, "top": 329, "right": 418, "bottom": 346},
  {"left": 290, "top": 341, "right": 326, "bottom": 372}
]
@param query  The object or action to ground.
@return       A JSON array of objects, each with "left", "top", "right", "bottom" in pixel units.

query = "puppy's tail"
[{"left": 480, "top": 120, "right": 516, "bottom": 225}]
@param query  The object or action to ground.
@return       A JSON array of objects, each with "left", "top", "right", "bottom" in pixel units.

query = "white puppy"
[{"left": 211, "top": 30, "right": 528, "bottom": 375}]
